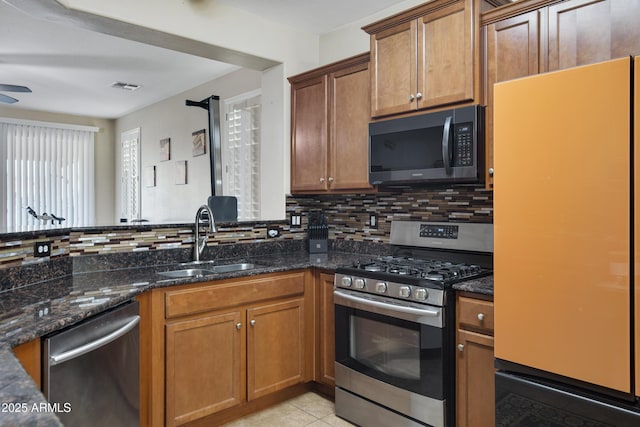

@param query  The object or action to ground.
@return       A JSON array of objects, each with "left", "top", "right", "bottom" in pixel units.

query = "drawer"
[
  {"left": 457, "top": 295, "right": 494, "bottom": 334},
  {"left": 165, "top": 271, "right": 305, "bottom": 319}
]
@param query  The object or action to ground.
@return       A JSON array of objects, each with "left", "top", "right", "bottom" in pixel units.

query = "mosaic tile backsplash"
[{"left": 0, "top": 187, "right": 492, "bottom": 269}]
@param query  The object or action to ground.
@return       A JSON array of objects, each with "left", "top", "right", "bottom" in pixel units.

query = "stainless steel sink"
[
  {"left": 157, "top": 268, "right": 216, "bottom": 278},
  {"left": 211, "top": 263, "right": 259, "bottom": 273},
  {"left": 158, "top": 262, "right": 262, "bottom": 279}
]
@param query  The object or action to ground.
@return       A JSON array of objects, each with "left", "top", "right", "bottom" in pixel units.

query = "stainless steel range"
[{"left": 334, "top": 221, "right": 493, "bottom": 427}]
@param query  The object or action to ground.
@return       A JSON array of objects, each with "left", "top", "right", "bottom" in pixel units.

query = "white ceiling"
[{"left": 0, "top": 0, "right": 410, "bottom": 119}]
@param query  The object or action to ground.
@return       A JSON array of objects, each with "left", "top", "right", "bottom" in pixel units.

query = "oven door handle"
[{"left": 334, "top": 290, "right": 442, "bottom": 326}]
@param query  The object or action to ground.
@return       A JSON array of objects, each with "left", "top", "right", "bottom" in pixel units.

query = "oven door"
[{"left": 334, "top": 288, "right": 446, "bottom": 399}]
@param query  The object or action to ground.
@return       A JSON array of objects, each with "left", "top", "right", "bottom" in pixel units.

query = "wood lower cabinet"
[
  {"left": 456, "top": 294, "right": 494, "bottom": 427},
  {"left": 141, "top": 270, "right": 313, "bottom": 427},
  {"left": 12, "top": 339, "right": 41, "bottom": 389},
  {"left": 166, "top": 311, "right": 244, "bottom": 426},
  {"left": 317, "top": 272, "right": 335, "bottom": 387},
  {"left": 289, "top": 53, "right": 373, "bottom": 194},
  {"left": 247, "top": 298, "right": 305, "bottom": 400}
]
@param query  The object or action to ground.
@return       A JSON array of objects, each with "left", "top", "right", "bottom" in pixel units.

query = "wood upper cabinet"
[
  {"left": 290, "top": 75, "right": 328, "bottom": 192},
  {"left": 482, "top": 0, "right": 640, "bottom": 188},
  {"left": 456, "top": 294, "right": 495, "bottom": 427},
  {"left": 289, "top": 53, "right": 373, "bottom": 194},
  {"left": 483, "top": 9, "right": 542, "bottom": 187},
  {"left": 365, "top": 0, "right": 489, "bottom": 118},
  {"left": 547, "top": 0, "right": 640, "bottom": 71}
]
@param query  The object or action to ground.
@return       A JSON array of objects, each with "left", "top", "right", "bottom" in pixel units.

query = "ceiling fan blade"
[
  {"left": 0, "top": 94, "right": 19, "bottom": 104},
  {"left": 0, "top": 84, "right": 31, "bottom": 93}
]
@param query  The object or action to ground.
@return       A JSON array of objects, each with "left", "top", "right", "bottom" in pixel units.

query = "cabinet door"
[
  {"left": 456, "top": 329, "right": 495, "bottom": 427},
  {"left": 329, "top": 61, "right": 374, "bottom": 192},
  {"left": 370, "top": 20, "right": 418, "bottom": 117},
  {"left": 548, "top": 0, "right": 640, "bottom": 71},
  {"left": 318, "top": 273, "right": 335, "bottom": 386},
  {"left": 290, "top": 75, "right": 329, "bottom": 192},
  {"left": 417, "top": 0, "right": 473, "bottom": 109},
  {"left": 247, "top": 298, "right": 305, "bottom": 400},
  {"left": 484, "top": 10, "right": 541, "bottom": 187},
  {"left": 166, "top": 311, "right": 244, "bottom": 426}
]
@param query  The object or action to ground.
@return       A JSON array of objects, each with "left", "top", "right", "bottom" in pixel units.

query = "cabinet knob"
[
  {"left": 236, "top": 323, "right": 242, "bottom": 330},
  {"left": 488, "top": 168, "right": 494, "bottom": 177},
  {"left": 477, "top": 313, "right": 485, "bottom": 321},
  {"left": 328, "top": 176, "right": 334, "bottom": 182},
  {"left": 250, "top": 319, "right": 256, "bottom": 326},
  {"left": 415, "top": 92, "right": 423, "bottom": 100},
  {"left": 320, "top": 177, "right": 325, "bottom": 183},
  {"left": 409, "top": 94, "right": 415, "bottom": 102},
  {"left": 457, "top": 344, "right": 464, "bottom": 352}
]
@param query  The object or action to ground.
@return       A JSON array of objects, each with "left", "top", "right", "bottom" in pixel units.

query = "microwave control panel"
[{"left": 453, "top": 122, "right": 473, "bottom": 166}]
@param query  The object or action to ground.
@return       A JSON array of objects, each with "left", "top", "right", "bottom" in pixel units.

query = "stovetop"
[
  {"left": 338, "top": 255, "right": 491, "bottom": 287},
  {"left": 334, "top": 221, "right": 493, "bottom": 304}
]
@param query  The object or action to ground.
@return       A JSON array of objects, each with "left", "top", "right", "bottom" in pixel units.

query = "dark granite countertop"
[{"left": 0, "top": 246, "right": 492, "bottom": 426}]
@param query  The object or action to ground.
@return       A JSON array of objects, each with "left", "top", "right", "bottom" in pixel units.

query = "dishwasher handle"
[{"left": 49, "top": 315, "right": 140, "bottom": 366}]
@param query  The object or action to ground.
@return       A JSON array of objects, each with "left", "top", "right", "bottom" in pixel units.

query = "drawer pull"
[{"left": 477, "top": 313, "right": 485, "bottom": 321}]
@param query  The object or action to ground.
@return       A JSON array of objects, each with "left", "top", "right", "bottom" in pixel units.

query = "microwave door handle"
[{"left": 442, "top": 115, "right": 453, "bottom": 175}]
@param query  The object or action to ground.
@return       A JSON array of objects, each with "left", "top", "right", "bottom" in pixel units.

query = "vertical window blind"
[
  {"left": 223, "top": 92, "right": 261, "bottom": 221},
  {"left": 0, "top": 118, "right": 97, "bottom": 231},
  {"left": 120, "top": 128, "right": 141, "bottom": 222}
]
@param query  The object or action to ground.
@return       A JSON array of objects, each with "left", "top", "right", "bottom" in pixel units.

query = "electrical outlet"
[
  {"left": 34, "top": 241, "right": 51, "bottom": 257},
  {"left": 290, "top": 213, "right": 302, "bottom": 228},
  {"left": 369, "top": 214, "right": 377, "bottom": 229},
  {"left": 34, "top": 301, "right": 51, "bottom": 320},
  {"left": 267, "top": 227, "right": 280, "bottom": 238}
]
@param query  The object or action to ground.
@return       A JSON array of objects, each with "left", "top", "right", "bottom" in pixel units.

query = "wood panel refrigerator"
[{"left": 493, "top": 56, "right": 640, "bottom": 425}]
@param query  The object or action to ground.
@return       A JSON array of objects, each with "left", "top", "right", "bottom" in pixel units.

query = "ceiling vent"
[{"left": 111, "top": 82, "right": 142, "bottom": 91}]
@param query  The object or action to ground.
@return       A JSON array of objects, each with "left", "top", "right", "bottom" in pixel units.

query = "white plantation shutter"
[
  {"left": 0, "top": 118, "right": 96, "bottom": 231},
  {"left": 223, "top": 91, "right": 261, "bottom": 221},
  {"left": 120, "top": 128, "right": 141, "bottom": 222}
]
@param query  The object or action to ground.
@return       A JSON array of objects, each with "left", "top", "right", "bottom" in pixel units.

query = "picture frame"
[
  {"left": 175, "top": 160, "right": 187, "bottom": 185},
  {"left": 144, "top": 165, "right": 156, "bottom": 187},
  {"left": 159, "top": 138, "right": 171, "bottom": 161},
  {"left": 192, "top": 129, "right": 206, "bottom": 157}
]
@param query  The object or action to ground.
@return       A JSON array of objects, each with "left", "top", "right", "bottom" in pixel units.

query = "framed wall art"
[
  {"left": 175, "top": 160, "right": 187, "bottom": 185},
  {"left": 159, "top": 137, "right": 171, "bottom": 161},
  {"left": 192, "top": 129, "right": 206, "bottom": 157}
]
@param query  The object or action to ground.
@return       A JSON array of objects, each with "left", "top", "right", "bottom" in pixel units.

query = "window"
[
  {"left": 120, "top": 128, "right": 141, "bottom": 222},
  {"left": 0, "top": 118, "right": 97, "bottom": 232},
  {"left": 223, "top": 91, "right": 261, "bottom": 221}
]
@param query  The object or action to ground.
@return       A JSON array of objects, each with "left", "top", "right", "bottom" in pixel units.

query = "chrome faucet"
[{"left": 193, "top": 204, "right": 216, "bottom": 262}]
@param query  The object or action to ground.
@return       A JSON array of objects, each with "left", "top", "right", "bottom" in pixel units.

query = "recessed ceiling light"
[{"left": 111, "top": 82, "right": 142, "bottom": 91}]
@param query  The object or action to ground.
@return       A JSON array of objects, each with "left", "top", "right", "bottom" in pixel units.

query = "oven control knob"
[
  {"left": 414, "top": 288, "right": 428, "bottom": 301},
  {"left": 341, "top": 276, "right": 353, "bottom": 287},
  {"left": 355, "top": 278, "right": 366, "bottom": 289},
  {"left": 399, "top": 286, "right": 411, "bottom": 298},
  {"left": 375, "top": 282, "right": 387, "bottom": 293}
]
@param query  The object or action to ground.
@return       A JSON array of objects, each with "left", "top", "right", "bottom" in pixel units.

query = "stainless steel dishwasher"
[{"left": 43, "top": 301, "right": 140, "bottom": 427}]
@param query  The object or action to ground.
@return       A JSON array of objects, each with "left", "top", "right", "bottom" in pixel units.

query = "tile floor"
[{"left": 221, "top": 392, "right": 356, "bottom": 427}]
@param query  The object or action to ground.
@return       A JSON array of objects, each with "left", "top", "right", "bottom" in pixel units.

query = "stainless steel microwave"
[{"left": 369, "top": 105, "right": 485, "bottom": 186}]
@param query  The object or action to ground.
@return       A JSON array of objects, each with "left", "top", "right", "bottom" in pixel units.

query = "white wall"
[
  {"left": 0, "top": 106, "right": 116, "bottom": 225},
  {"left": 318, "top": 0, "right": 428, "bottom": 65},
  {"left": 115, "top": 67, "right": 282, "bottom": 223}
]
